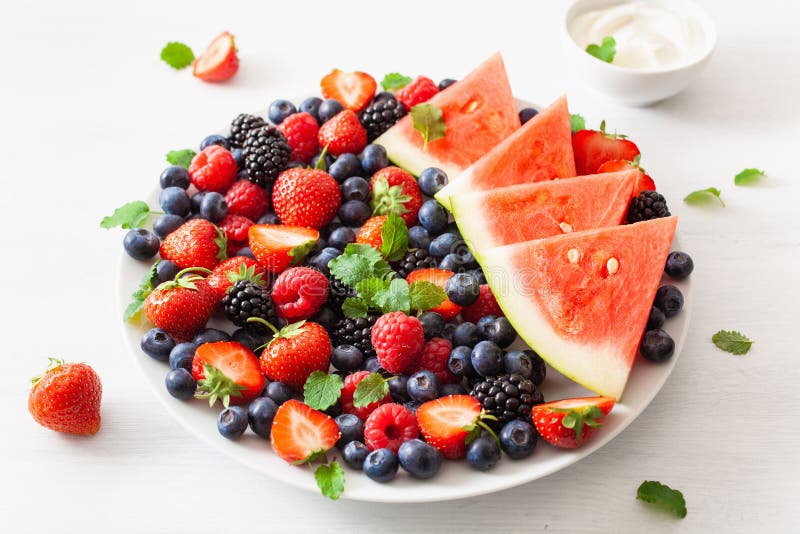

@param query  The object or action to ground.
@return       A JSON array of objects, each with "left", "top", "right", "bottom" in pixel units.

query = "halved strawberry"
[
  {"left": 193, "top": 32, "right": 239, "bottom": 82},
  {"left": 532, "top": 396, "right": 616, "bottom": 449},
  {"left": 416, "top": 395, "right": 482, "bottom": 459},
  {"left": 320, "top": 69, "right": 377, "bottom": 112},
  {"left": 270, "top": 399, "right": 340, "bottom": 463},
  {"left": 192, "top": 341, "right": 265, "bottom": 407},
  {"left": 248, "top": 224, "right": 319, "bottom": 274},
  {"left": 406, "top": 268, "right": 461, "bottom": 320},
  {"left": 597, "top": 155, "right": 656, "bottom": 196},
  {"left": 572, "top": 121, "right": 641, "bottom": 175}
]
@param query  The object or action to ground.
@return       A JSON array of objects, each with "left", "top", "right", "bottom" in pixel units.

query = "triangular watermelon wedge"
[
  {"left": 374, "top": 53, "right": 520, "bottom": 178},
  {"left": 453, "top": 169, "right": 638, "bottom": 253},
  {"left": 480, "top": 216, "right": 677, "bottom": 399},
  {"left": 435, "top": 95, "right": 576, "bottom": 209}
]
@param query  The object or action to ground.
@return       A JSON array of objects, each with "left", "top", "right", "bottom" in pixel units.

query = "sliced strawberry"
[
  {"left": 597, "top": 156, "right": 656, "bottom": 195},
  {"left": 270, "top": 399, "right": 340, "bottom": 463},
  {"left": 416, "top": 395, "right": 481, "bottom": 459},
  {"left": 320, "top": 70, "right": 377, "bottom": 113},
  {"left": 248, "top": 224, "right": 319, "bottom": 274},
  {"left": 572, "top": 121, "right": 641, "bottom": 175},
  {"left": 192, "top": 341, "right": 265, "bottom": 407},
  {"left": 532, "top": 396, "right": 615, "bottom": 449},
  {"left": 193, "top": 32, "right": 239, "bottom": 82},
  {"left": 406, "top": 268, "right": 461, "bottom": 320}
]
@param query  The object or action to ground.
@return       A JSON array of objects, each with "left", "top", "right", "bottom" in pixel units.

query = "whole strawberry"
[
  {"left": 370, "top": 167, "right": 422, "bottom": 226},
  {"left": 206, "top": 256, "right": 267, "bottom": 301},
  {"left": 225, "top": 179, "right": 270, "bottom": 221},
  {"left": 160, "top": 219, "right": 227, "bottom": 270},
  {"left": 257, "top": 320, "right": 331, "bottom": 389},
  {"left": 144, "top": 268, "right": 217, "bottom": 341},
  {"left": 371, "top": 312, "right": 425, "bottom": 374},
  {"left": 29, "top": 358, "right": 102, "bottom": 435},
  {"left": 272, "top": 168, "right": 340, "bottom": 229},
  {"left": 188, "top": 144, "right": 238, "bottom": 193},
  {"left": 277, "top": 111, "right": 319, "bottom": 163},
  {"left": 355, "top": 215, "right": 388, "bottom": 250},
  {"left": 317, "top": 110, "right": 367, "bottom": 156},
  {"left": 395, "top": 76, "right": 439, "bottom": 110},
  {"left": 271, "top": 267, "right": 329, "bottom": 321}
]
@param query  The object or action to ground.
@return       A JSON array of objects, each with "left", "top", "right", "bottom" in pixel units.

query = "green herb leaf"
[
  {"left": 637, "top": 480, "right": 687, "bottom": 519},
  {"left": 353, "top": 373, "right": 389, "bottom": 407},
  {"left": 315, "top": 460, "right": 345, "bottom": 500},
  {"left": 586, "top": 36, "right": 616, "bottom": 63},
  {"left": 372, "top": 278, "right": 411, "bottom": 314},
  {"left": 100, "top": 200, "right": 151, "bottom": 230},
  {"left": 380, "top": 213, "right": 409, "bottom": 262},
  {"left": 570, "top": 113, "right": 586, "bottom": 133},
  {"left": 303, "top": 371, "right": 344, "bottom": 411},
  {"left": 734, "top": 168, "right": 766, "bottom": 186},
  {"left": 329, "top": 243, "right": 392, "bottom": 287},
  {"left": 683, "top": 187, "right": 724, "bottom": 206},
  {"left": 160, "top": 42, "right": 195, "bottom": 70},
  {"left": 712, "top": 330, "right": 754, "bottom": 355},
  {"left": 355, "top": 277, "right": 389, "bottom": 304},
  {"left": 166, "top": 149, "right": 197, "bottom": 169},
  {"left": 341, "top": 297, "right": 369, "bottom": 318},
  {"left": 409, "top": 280, "right": 446, "bottom": 311},
  {"left": 381, "top": 72, "right": 412, "bottom": 91},
  {"left": 410, "top": 103, "right": 446, "bottom": 150},
  {"left": 124, "top": 261, "right": 160, "bottom": 321}
]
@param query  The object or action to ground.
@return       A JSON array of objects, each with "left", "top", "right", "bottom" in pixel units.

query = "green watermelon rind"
[{"left": 373, "top": 127, "right": 462, "bottom": 179}]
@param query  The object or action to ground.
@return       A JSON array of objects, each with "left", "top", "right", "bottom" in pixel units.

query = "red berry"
[
  {"left": 259, "top": 321, "right": 331, "bottom": 389},
  {"left": 188, "top": 145, "right": 238, "bottom": 193},
  {"left": 159, "top": 219, "right": 227, "bottom": 271},
  {"left": 395, "top": 76, "right": 439, "bottom": 110},
  {"left": 409, "top": 338, "right": 457, "bottom": 384},
  {"left": 319, "top": 70, "right": 377, "bottom": 113},
  {"left": 572, "top": 122, "right": 641, "bottom": 175},
  {"left": 416, "top": 395, "right": 481, "bottom": 459},
  {"left": 192, "top": 341, "right": 265, "bottom": 406},
  {"left": 144, "top": 275, "right": 218, "bottom": 341},
  {"left": 370, "top": 166, "right": 422, "bottom": 226},
  {"left": 28, "top": 359, "right": 102, "bottom": 435},
  {"left": 277, "top": 112, "right": 319, "bottom": 163},
  {"left": 371, "top": 312, "right": 425, "bottom": 374},
  {"left": 340, "top": 370, "right": 392, "bottom": 420},
  {"left": 355, "top": 215, "right": 387, "bottom": 250},
  {"left": 597, "top": 158, "right": 656, "bottom": 196},
  {"left": 272, "top": 168, "right": 341, "bottom": 229},
  {"left": 317, "top": 110, "right": 367, "bottom": 156},
  {"left": 406, "top": 269, "right": 461, "bottom": 320},
  {"left": 270, "top": 400, "right": 340, "bottom": 463},
  {"left": 460, "top": 284, "right": 504, "bottom": 323},
  {"left": 532, "top": 396, "right": 616, "bottom": 449},
  {"left": 192, "top": 32, "right": 239, "bottom": 82},
  {"left": 206, "top": 256, "right": 267, "bottom": 301},
  {"left": 271, "top": 267, "right": 329, "bottom": 321},
  {"left": 225, "top": 179, "right": 270, "bottom": 220},
  {"left": 219, "top": 214, "right": 253, "bottom": 243},
  {"left": 364, "top": 403, "right": 419, "bottom": 453},
  {"left": 248, "top": 224, "right": 319, "bottom": 274}
]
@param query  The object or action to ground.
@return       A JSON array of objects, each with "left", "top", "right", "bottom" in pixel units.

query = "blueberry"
[
  {"left": 665, "top": 251, "right": 694, "bottom": 280},
  {"left": 398, "top": 439, "right": 442, "bottom": 479},
  {"left": 268, "top": 99, "right": 297, "bottom": 125},
  {"left": 440, "top": 322, "right": 457, "bottom": 343},
  {"left": 471, "top": 341, "right": 504, "bottom": 377},
  {"left": 363, "top": 357, "right": 384, "bottom": 374},
  {"left": 231, "top": 328, "right": 268, "bottom": 352},
  {"left": 311, "top": 306, "right": 339, "bottom": 331},
  {"left": 518, "top": 108, "right": 539, "bottom": 124},
  {"left": 429, "top": 233, "right": 462, "bottom": 259},
  {"left": 236, "top": 247, "right": 255, "bottom": 260},
  {"left": 476, "top": 315, "right": 498, "bottom": 338},
  {"left": 438, "top": 78, "right": 457, "bottom": 90},
  {"left": 341, "top": 176, "right": 370, "bottom": 201},
  {"left": 359, "top": 144, "right": 389, "bottom": 176},
  {"left": 306, "top": 247, "right": 341, "bottom": 276},
  {"left": 123, "top": 229, "right": 159, "bottom": 260},
  {"left": 141, "top": 328, "right": 175, "bottom": 361},
  {"left": 482, "top": 317, "right": 517, "bottom": 348},
  {"left": 419, "top": 311, "right": 445, "bottom": 340},
  {"left": 440, "top": 383, "right": 467, "bottom": 396},
  {"left": 311, "top": 150, "right": 334, "bottom": 171},
  {"left": 499, "top": 420, "right": 537, "bottom": 459},
  {"left": 324, "top": 401, "right": 343, "bottom": 418},
  {"left": 190, "top": 191, "right": 208, "bottom": 214},
  {"left": 217, "top": 406, "right": 248, "bottom": 440},
  {"left": 445, "top": 222, "right": 462, "bottom": 239},
  {"left": 408, "top": 226, "right": 431, "bottom": 250},
  {"left": 640, "top": 329, "right": 675, "bottom": 362},
  {"left": 264, "top": 381, "right": 293, "bottom": 404},
  {"left": 156, "top": 259, "right": 181, "bottom": 283},
  {"left": 246, "top": 397, "right": 278, "bottom": 438},
  {"left": 329, "top": 153, "right": 362, "bottom": 182},
  {"left": 448, "top": 345, "right": 476, "bottom": 377},
  {"left": 466, "top": 435, "right": 500, "bottom": 471},
  {"left": 199, "top": 191, "right": 227, "bottom": 222},
  {"left": 168, "top": 342, "right": 197, "bottom": 371},
  {"left": 503, "top": 350, "right": 533, "bottom": 378},
  {"left": 445, "top": 273, "right": 480, "bottom": 306},
  {"left": 418, "top": 167, "right": 449, "bottom": 196},
  {"left": 200, "top": 134, "right": 230, "bottom": 150},
  {"left": 438, "top": 254, "right": 462, "bottom": 272},
  {"left": 232, "top": 147, "right": 244, "bottom": 168},
  {"left": 193, "top": 328, "right": 230, "bottom": 345},
  {"left": 452, "top": 322, "right": 480, "bottom": 348},
  {"left": 328, "top": 227, "right": 356, "bottom": 251},
  {"left": 418, "top": 199, "right": 449, "bottom": 234},
  {"left": 647, "top": 306, "right": 666, "bottom": 330},
  {"left": 407, "top": 370, "right": 440, "bottom": 403},
  {"left": 388, "top": 375, "right": 411, "bottom": 403},
  {"left": 159, "top": 186, "right": 191, "bottom": 217},
  {"left": 654, "top": 285, "right": 684, "bottom": 317},
  {"left": 335, "top": 413, "right": 365, "bottom": 448},
  {"left": 298, "top": 97, "right": 322, "bottom": 122},
  {"left": 257, "top": 212, "right": 281, "bottom": 225},
  {"left": 318, "top": 99, "right": 344, "bottom": 123},
  {"left": 331, "top": 345, "right": 365, "bottom": 372},
  {"left": 363, "top": 448, "right": 399, "bottom": 482},
  {"left": 342, "top": 441, "right": 369, "bottom": 470},
  {"left": 160, "top": 165, "right": 191, "bottom": 189},
  {"left": 338, "top": 200, "right": 372, "bottom": 226},
  {"left": 467, "top": 269, "right": 487, "bottom": 285},
  {"left": 153, "top": 214, "right": 185, "bottom": 240},
  {"left": 165, "top": 368, "right": 196, "bottom": 400}
]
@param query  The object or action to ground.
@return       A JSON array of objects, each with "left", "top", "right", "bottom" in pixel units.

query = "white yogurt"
[{"left": 569, "top": 1, "right": 708, "bottom": 70}]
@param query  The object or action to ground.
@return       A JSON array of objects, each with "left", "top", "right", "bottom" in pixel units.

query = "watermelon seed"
[
  {"left": 567, "top": 248, "right": 580, "bottom": 264},
  {"left": 559, "top": 222, "right": 573, "bottom": 233},
  {"left": 607, "top": 257, "right": 619, "bottom": 275}
]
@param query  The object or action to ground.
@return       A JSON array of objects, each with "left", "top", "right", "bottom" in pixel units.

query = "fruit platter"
[{"left": 110, "top": 52, "right": 692, "bottom": 502}]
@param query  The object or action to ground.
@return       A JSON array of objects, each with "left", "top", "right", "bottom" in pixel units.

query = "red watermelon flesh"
[
  {"left": 480, "top": 216, "right": 677, "bottom": 399},
  {"left": 453, "top": 169, "right": 638, "bottom": 252}
]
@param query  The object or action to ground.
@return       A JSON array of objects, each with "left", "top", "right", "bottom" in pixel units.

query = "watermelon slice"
[
  {"left": 435, "top": 95, "right": 576, "bottom": 209},
  {"left": 453, "top": 170, "right": 638, "bottom": 253},
  {"left": 374, "top": 53, "right": 519, "bottom": 178},
  {"left": 480, "top": 217, "right": 677, "bottom": 399}
]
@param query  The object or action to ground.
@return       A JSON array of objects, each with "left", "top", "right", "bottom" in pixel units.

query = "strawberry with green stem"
[
  {"left": 192, "top": 341, "right": 265, "bottom": 407},
  {"left": 532, "top": 396, "right": 615, "bottom": 449},
  {"left": 28, "top": 358, "right": 102, "bottom": 435},
  {"left": 416, "top": 395, "right": 499, "bottom": 459},
  {"left": 248, "top": 224, "right": 319, "bottom": 274},
  {"left": 572, "top": 120, "right": 641, "bottom": 175},
  {"left": 143, "top": 267, "right": 217, "bottom": 341},
  {"left": 597, "top": 154, "right": 656, "bottom": 196},
  {"left": 248, "top": 318, "right": 331, "bottom": 389}
]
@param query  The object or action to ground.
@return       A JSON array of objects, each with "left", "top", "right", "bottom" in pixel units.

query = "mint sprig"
[
  {"left": 166, "top": 149, "right": 197, "bottom": 169},
  {"left": 409, "top": 280, "right": 447, "bottom": 311},
  {"left": 160, "top": 42, "right": 195, "bottom": 70},
  {"left": 712, "top": 330, "right": 754, "bottom": 355},
  {"left": 100, "top": 201, "right": 153, "bottom": 230},
  {"left": 381, "top": 72, "right": 412, "bottom": 91},
  {"left": 570, "top": 113, "right": 586, "bottom": 133},
  {"left": 314, "top": 460, "right": 345, "bottom": 500},
  {"left": 410, "top": 103, "right": 446, "bottom": 149},
  {"left": 586, "top": 36, "right": 616, "bottom": 63},
  {"left": 637, "top": 480, "right": 687, "bottom": 518},
  {"left": 123, "top": 261, "right": 160, "bottom": 321},
  {"left": 353, "top": 373, "right": 390, "bottom": 407},
  {"left": 379, "top": 213, "right": 409, "bottom": 262},
  {"left": 684, "top": 187, "right": 724, "bottom": 206},
  {"left": 303, "top": 371, "right": 344, "bottom": 411},
  {"left": 373, "top": 278, "right": 411, "bottom": 313},
  {"left": 734, "top": 168, "right": 766, "bottom": 186},
  {"left": 328, "top": 243, "right": 392, "bottom": 287}
]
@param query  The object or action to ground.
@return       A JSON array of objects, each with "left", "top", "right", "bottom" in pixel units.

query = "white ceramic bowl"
[{"left": 562, "top": 0, "right": 717, "bottom": 106}]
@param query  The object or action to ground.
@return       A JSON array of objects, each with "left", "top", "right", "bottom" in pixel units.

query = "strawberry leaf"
[
  {"left": 195, "top": 365, "right": 246, "bottom": 408},
  {"left": 570, "top": 113, "right": 586, "bottom": 133},
  {"left": 353, "top": 373, "right": 389, "bottom": 407},
  {"left": 712, "top": 330, "right": 754, "bottom": 355},
  {"left": 410, "top": 103, "right": 446, "bottom": 150},
  {"left": 637, "top": 480, "right": 687, "bottom": 518},
  {"left": 409, "top": 281, "right": 446, "bottom": 312},
  {"left": 381, "top": 72, "right": 412, "bottom": 91},
  {"left": 160, "top": 42, "right": 195, "bottom": 70},
  {"left": 314, "top": 460, "right": 345, "bottom": 500},
  {"left": 379, "top": 213, "right": 409, "bottom": 261},
  {"left": 100, "top": 201, "right": 151, "bottom": 229},
  {"left": 734, "top": 168, "right": 766, "bottom": 186},
  {"left": 288, "top": 239, "right": 316, "bottom": 266},
  {"left": 372, "top": 278, "right": 411, "bottom": 314},
  {"left": 124, "top": 261, "right": 160, "bottom": 321},
  {"left": 303, "top": 371, "right": 344, "bottom": 411},
  {"left": 371, "top": 178, "right": 411, "bottom": 218},
  {"left": 586, "top": 36, "right": 616, "bottom": 63},
  {"left": 166, "top": 149, "right": 197, "bottom": 169},
  {"left": 684, "top": 187, "right": 725, "bottom": 206}
]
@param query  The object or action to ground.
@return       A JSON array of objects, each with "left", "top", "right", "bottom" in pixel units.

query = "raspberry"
[
  {"left": 219, "top": 214, "right": 254, "bottom": 257},
  {"left": 409, "top": 338, "right": 458, "bottom": 384},
  {"left": 395, "top": 76, "right": 439, "bottom": 110},
  {"left": 371, "top": 312, "right": 425, "bottom": 374},
  {"left": 340, "top": 370, "right": 391, "bottom": 420},
  {"left": 277, "top": 112, "right": 319, "bottom": 164},
  {"left": 317, "top": 110, "right": 367, "bottom": 156},
  {"left": 363, "top": 403, "right": 419, "bottom": 453},
  {"left": 270, "top": 266, "right": 329, "bottom": 321},
  {"left": 188, "top": 145, "right": 238, "bottom": 193},
  {"left": 460, "top": 284, "right": 504, "bottom": 323},
  {"left": 225, "top": 179, "right": 270, "bottom": 220}
]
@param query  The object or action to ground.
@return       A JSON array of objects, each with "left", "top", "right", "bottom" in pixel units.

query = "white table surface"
[{"left": 2, "top": 0, "right": 798, "bottom": 532}]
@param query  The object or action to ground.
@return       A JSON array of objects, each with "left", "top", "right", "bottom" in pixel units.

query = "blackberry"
[
  {"left": 469, "top": 374, "right": 544, "bottom": 429},
  {"left": 242, "top": 126, "right": 292, "bottom": 187},
  {"left": 359, "top": 96, "right": 407, "bottom": 141},
  {"left": 222, "top": 280, "right": 279, "bottom": 330},
  {"left": 391, "top": 248, "right": 438, "bottom": 279},
  {"left": 627, "top": 191, "right": 671, "bottom": 223},
  {"left": 330, "top": 314, "right": 379, "bottom": 359},
  {"left": 229, "top": 114, "right": 266, "bottom": 148},
  {"left": 326, "top": 276, "right": 356, "bottom": 314}
]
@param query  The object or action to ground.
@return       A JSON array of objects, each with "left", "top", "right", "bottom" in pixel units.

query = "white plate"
[{"left": 117, "top": 99, "right": 692, "bottom": 503}]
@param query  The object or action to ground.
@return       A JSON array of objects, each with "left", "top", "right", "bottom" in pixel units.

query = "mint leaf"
[
  {"left": 342, "top": 297, "right": 369, "bottom": 319},
  {"left": 353, "top": 373, "right": 389, "bottom": 407},
  {"left": 380, "top": 213, "right": 409, "bottom": 262},
  {"left": 712, "top": 330, "right": 754, "bottom": 355},
  {"left": 586, "top": 36, "right": 616, "bottom": 63},
  {"left": 329, "top": 243, "right": 392, "bottom": 286},
  {"left": 684, "top": 187, "right": 725, "bottom": 206},
  {"left": 124, "top": 261, "right": 160, "bottom": 321},
  {"left": 734, "top": 168, "right": 766, "bottom": 186},
  {"left": 409, "top": 280, "right": 446, "bottom": 311},
  {"left": 372, "top": 278, "right": 411, "bottom": 314},
  {"left": 637, "top": 481, "right": 687, "bottom": 518},
  {"left": 160, "top": 42, "right": 195, "bottom": 70},
  {"left": 570, "top": 113, "right": 586, "bottom": 133},
  {"left": 166, "top": 149, "right": 197, "bottom": 169},
  {"left": 381, "top": 72, "right": 412, "bottom": 91},
  {"left": 314, "top": 460, "right": 345, "bottom": 500},
  {"left": 100, "top": 200, "right": 152, "bottom": 229},
  {"left": 410, "top": 103, "right": 446, "bottom": 150},
  {"left": 355, "top": 277, "right": 389, "bottom": 304},
  {"left": 303, "top": 371, "right": 344, "bottom": 411}
]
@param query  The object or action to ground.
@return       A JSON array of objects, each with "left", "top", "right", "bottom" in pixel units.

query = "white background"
[{"left": 2, "top": 0, "right": 799, "bottom": 532}]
